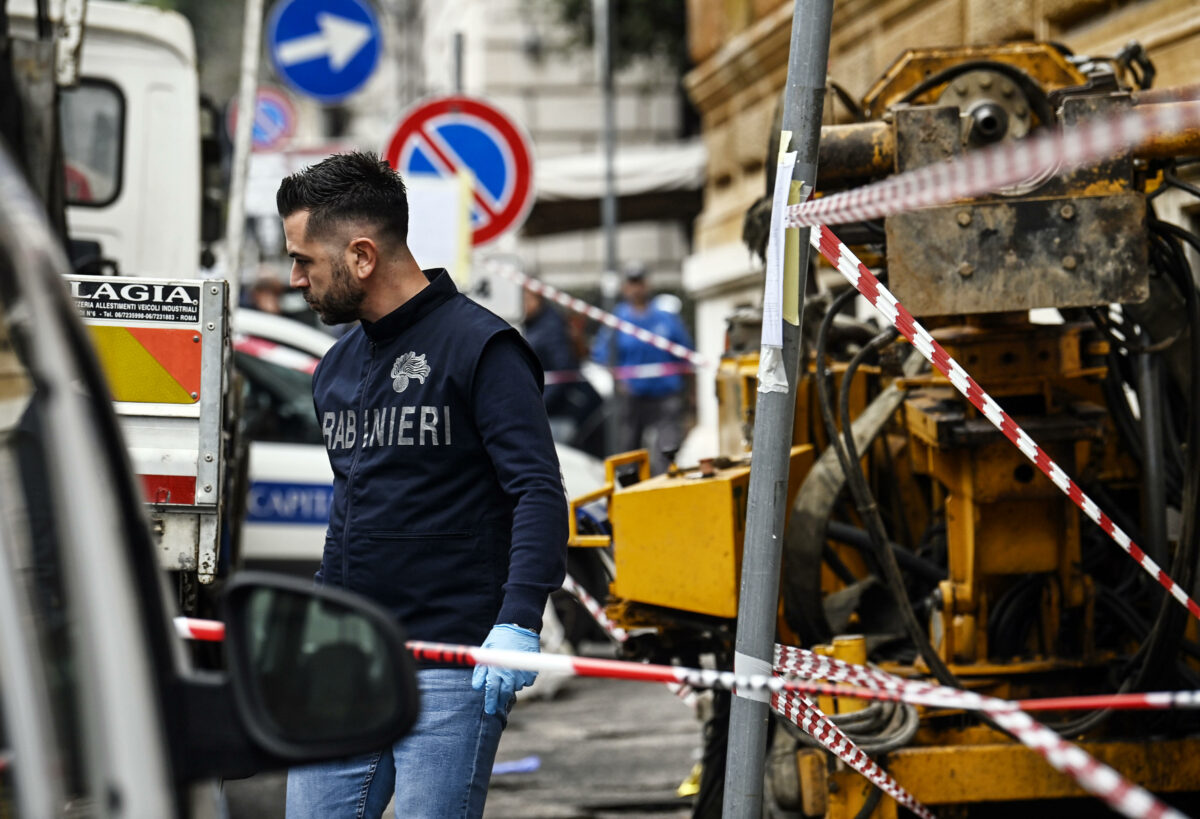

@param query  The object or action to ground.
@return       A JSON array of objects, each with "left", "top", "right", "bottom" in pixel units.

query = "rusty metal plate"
[{"left": 885, "top": 193, "right": 1149, "bottom": 316}]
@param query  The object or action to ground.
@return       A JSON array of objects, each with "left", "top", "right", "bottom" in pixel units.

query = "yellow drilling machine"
[{"left": 563, "top": 42, "right": 1200, "bottom": 817}]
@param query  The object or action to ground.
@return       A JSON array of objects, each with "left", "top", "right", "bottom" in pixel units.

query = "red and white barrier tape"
[
  {"left": 559, "top": 574, "right": 698, "bottom": 705},
  {"left": 543, "top": 360, "right": 693, "bottom": 385},
  {"left": 774, "top": 690, "right": 935, "bottom": 819},
  {"left": 775, "top": 646, "right": 1186, "bottom": 819},
  {"left": 557, "top": 576, "right": 913, "bottom": 805},
  {"left": 1017, "top": 690, "right": 1200, "bottom": 712},
  {"left": 172, "top": 614, "right": 1200, "bottom": 715},
  {"left": 786, "top": 100, "right": 1200, "bottom": 228},
  {"left": 175, "top": 616, "right": 225, "bottom": 642},
  {"left": 561, "top": 573, "right": 628, "bottom": 643},
  {"left": 809, "top": 224, "right": 1200, "bottom": 622},
  {"left": 410, "top": 641, "right": 1192, "bottom": 819},
  {"left": 173, "top": 615, "right": 1194, "bottom": 816},
  {"left": 487, "top": 260, "right": 708, "bottom": 369},
  {"left": 559, "top": 573, "right": 928, "bottom": 805}
]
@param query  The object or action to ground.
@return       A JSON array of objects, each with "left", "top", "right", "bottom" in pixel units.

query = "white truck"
[{"left": 5, "top": 0, "right": 241, "bottom": 608}]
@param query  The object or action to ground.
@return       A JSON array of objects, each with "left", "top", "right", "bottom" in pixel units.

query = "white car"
[{"left": 231, "top": 308, "right": 606, "bottom": 576}]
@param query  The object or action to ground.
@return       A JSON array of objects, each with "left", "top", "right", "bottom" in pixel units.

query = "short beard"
[{"left": 308, "top": 258, "right": 366, "bottom": 325}]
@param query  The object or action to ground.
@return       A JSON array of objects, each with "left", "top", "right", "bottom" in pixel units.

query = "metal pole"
[
  {"left": 722, "top": 2, "right": 833, "bottom": 816},
  {"left": 453, "top": 31, "right": 464, "bottom": 94},
  {"left": 1137, "top": 352, "right": 1167, "bottom": 567},
  {"left": 594, "top": 0, "right": 620, "bottom": 455},
  {"left": 225, "top": 0, "right": 265, "bottom": 307}
]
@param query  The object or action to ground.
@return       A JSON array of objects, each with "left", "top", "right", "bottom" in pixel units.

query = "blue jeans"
[{"left": 285, "top": 668, "right": 509, "bottom": 819}]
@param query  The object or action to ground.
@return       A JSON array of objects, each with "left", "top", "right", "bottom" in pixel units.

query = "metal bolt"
[
  {"left": 190, "top": 392, "right": 198, "bottom": 399},
  {"left": 204, "top": 453, "right": 214, "bottom": 462},
  {"left": 210, "top": 286, "right": 219, "bottom": 295},
  {"left": 1000, "top": 80, "right": 1014, "bottom": 97},
  {"left": 1062, "top": 255, "right": 1077, "bottom": 270},
  {"left": 193, "top": 334, "right": 201, "bottom": 343},
  {"left": 1015, "top": 104, "right": 1028, "bottom": 117},
  {"left": 958, "top": 262, "right": 974, "bottom": 278},
  {"left": 956, "top": 210, "right": 972, "bottom": 227},
  {"left": 979, "top": 74, "right": 993, "bottom": 89},
  {"left": 203, "top": 484, "right": 212, "bottom": 493},
  {"left": 954, "top": 80, "right": 969, "bottom": 94},
  {"left": 1060, "top": 203, "right": 1075, "bottom": 220},
  {"left": 206, "top": 322, "right": 215, "bottom": 331}
]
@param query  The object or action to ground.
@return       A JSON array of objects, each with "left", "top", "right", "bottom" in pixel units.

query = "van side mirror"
[{"left": 221, "top": 573, "right": 419, "bottom": 760}]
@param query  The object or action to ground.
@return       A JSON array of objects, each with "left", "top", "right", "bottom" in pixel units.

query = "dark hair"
[{"left": 276, "top": 151, "right": 409, "bottom": 246}]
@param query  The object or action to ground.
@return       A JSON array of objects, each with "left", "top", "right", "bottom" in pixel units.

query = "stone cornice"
[{"left": 683, "top": 2, "right": 794, "bottom": 115}]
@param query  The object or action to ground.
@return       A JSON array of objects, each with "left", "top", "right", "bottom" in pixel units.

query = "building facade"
[
  {"left": 681, "top": 0, "right": 1200, "bottom": 449},
  {"left": 419, "top": 0, "right": 695, "bottom": 297}
]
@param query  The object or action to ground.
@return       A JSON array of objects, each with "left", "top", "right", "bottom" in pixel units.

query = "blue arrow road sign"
[{"left": 267, "top": 0, "right": 381, "bottom": 104}]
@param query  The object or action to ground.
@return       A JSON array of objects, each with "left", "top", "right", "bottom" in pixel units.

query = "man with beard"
[{"left": 276, "top": 151, "right": 567, "bottom": 818}]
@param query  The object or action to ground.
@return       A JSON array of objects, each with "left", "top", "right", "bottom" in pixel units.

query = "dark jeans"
[{"left": 619, "top": 392, "right": 684, "bottom": 475}]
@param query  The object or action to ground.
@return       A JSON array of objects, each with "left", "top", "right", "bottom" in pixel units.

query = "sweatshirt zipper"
[{"left": 341, "top": 339, "right": 377, "bottom": 585}]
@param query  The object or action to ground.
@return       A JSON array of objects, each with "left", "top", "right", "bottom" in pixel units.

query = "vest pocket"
[{"left": 365, "top": 530, "right": 473, "bottom": 545}]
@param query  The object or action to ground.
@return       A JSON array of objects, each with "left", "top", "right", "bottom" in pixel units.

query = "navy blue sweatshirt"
[{"left": 311, "top": 269, "right": 568, "bottom": 647}]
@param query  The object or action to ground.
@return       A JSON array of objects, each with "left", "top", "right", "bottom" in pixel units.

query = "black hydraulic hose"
[
  {"left": 1135, "top": 352, "right": 1169, "bottom": 568},
  {"left": 822, "top": 543, "right": 858, "bottom": 585},
  {"left": 1101, "top": 350, "right": 1146, "bottom": 463},
  {"left": 894, "top": 60, "right": 1056, "bottom": 129},
  {"left": 833, "top": 327, "right": 946, "bottom": 578},
  {"left": 1098, "top": 344, "right": 1184, "bottom": 507},
  {"left": 1088, "top": 304, "right": 1182, "bottom": 355},
  {"left": 1138, "top": 221, "right": 1200, "bottom": 684},
  {"left": 1164, "top": 167, "right": 1200, "bottom": 201},
  {"left": 989, "top": 576, "right": 1045, "bottom": 658},
  {"left": 836, "top": 324, "right": 899, "bottom": 525},
  {"left": 852, "top": 786, "right": 884, "bottom": 819},
  {"left": 825, "top": 520, "right": 945, "bottom": 585},
  {"left": 815, "top": 298, "right": 961, "bottom": 687},
  {"left": 1055, "top": 218, "right": 1200, "bottom": 735},
  {"left": 1079, "top": 482, "right": 1146, "bottom": 597}
]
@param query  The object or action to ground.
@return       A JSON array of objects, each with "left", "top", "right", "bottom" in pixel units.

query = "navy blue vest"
[{"left": 312, "top": 269, "right": 560, "bottom": 647}]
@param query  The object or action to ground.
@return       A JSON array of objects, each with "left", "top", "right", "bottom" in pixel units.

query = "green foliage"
[{"left": 542, "top": 0, "right": 689, "bottom": 71}]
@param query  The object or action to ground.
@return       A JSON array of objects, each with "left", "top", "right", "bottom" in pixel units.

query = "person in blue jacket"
[
  {"left": 590, "top": 262, "right": 693, "bottom": 474},
  {"left": 276, "top": 152, "right": 567, "bottom": 819}
]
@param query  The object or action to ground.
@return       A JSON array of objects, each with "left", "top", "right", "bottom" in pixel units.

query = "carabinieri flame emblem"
[{"left": 391, "top": 352, "right": 431, "bottom": 394}]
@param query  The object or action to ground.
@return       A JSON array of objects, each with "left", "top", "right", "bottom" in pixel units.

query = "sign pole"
[
  {"left": 721, "top": 2, "right": 833, "bottom": 816},
  {"left": 453, "top": 31, "right": 464, "bottom": 94},
  {"left": 225, "top": 0, "right": 265, "bottom": 306},
  {"left": 594, "top": 0, "right": 621, "bottom": 456}
]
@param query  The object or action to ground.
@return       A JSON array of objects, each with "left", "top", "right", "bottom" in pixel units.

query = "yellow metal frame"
[{"left": 566, "top": 449, "right": 652, "bottom": 548}]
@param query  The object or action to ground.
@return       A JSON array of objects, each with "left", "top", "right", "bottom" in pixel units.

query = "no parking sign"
[
  {"left": 384, "top": 96, "right": 535, "bottom": 247},
  {"left": 225, "top": 87, "right": 296, "bottom": 151}
]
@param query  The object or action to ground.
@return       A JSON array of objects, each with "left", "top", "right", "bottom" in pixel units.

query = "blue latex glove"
[{"left": 471, "top": 624, "right": 540, "bottom": 715}]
